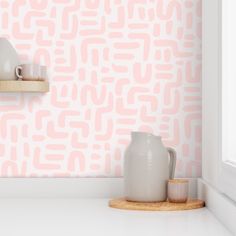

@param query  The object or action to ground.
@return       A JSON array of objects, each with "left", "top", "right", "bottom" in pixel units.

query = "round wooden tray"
[{"left": 109, "top": 198, "right": 205, "bottom": 211}]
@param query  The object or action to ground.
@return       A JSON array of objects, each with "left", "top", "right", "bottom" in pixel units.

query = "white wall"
[{"left": 202, "top": 0, "right": 220, "bottom": 188}]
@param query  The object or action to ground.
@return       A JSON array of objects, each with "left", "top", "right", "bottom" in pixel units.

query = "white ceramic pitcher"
[
  {"left": 0, "top": 38, "right": 20, "bottom": 80},
  {"left": 124, "top": 132, "right": 176, "bottom": 202}
]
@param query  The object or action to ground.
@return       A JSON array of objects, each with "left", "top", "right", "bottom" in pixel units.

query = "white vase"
[
  {"left": 0, "top": 38, "right": 20, "bottom": 80},
  {"left": 124, "top": 132, "right": 177, "bottom": 202}
]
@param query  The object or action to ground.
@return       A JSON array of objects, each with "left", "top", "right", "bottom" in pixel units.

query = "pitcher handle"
[
  {"left": 167, "top": 147, "right": 176, "bottom": 179},
  {"left": 15, "top": 66, "right": 23, "bottom": 80}
]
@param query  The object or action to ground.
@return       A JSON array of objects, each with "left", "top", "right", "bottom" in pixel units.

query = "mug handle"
[
  {"left": 167, "top": 147, "right": 176, "bottom": 179},
  {"left": 15, "top": 66, "right": 23, "bottom": 80}
]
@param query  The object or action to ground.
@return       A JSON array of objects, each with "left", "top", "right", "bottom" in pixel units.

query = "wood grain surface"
[
  {"left": 109, "top": 198, "right": 205, "bottom": 211},
  {"left": 0, "top": 80, "right": 49, "bottom": 92}
]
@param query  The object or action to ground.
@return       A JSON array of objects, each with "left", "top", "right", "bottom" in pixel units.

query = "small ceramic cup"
[
  {"left": 38, "top": 66, "right": 47, "bottom": 81},
  {"left": 15, "top": 64, "right": 47, "bottom": 81},
  {"left": 168, "top": 179, "right": 188, "bottom": 203}
]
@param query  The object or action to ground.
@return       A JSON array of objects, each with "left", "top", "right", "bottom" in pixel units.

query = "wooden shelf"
[{"left": 0, "top": 80, "right": 49, "bottom": 92}]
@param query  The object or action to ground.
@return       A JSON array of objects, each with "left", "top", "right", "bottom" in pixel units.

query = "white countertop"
[{"left": 0, "top": 198, "right": 232, "bottom": 236}]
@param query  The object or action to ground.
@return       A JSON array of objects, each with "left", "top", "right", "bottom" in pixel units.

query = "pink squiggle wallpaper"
[{"left": 0, "top": 0, "right": 201, "bottom": 177}]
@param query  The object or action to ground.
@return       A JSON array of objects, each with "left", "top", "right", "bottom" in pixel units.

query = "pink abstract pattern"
[{"left": 0, "top": 0, "right": 201, "bottom": 177}]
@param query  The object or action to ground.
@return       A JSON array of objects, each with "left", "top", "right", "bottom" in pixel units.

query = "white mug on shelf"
[
  {"left": 15, "top": 64, "right": 47, "bottom": 81},
  {"left": 39, "top": 66, "right": 47, "bottom": 81}
]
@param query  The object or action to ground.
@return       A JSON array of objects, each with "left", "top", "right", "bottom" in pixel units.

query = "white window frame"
[{"left": 203, "top": 0, "right": 236, "bottom": 202}]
